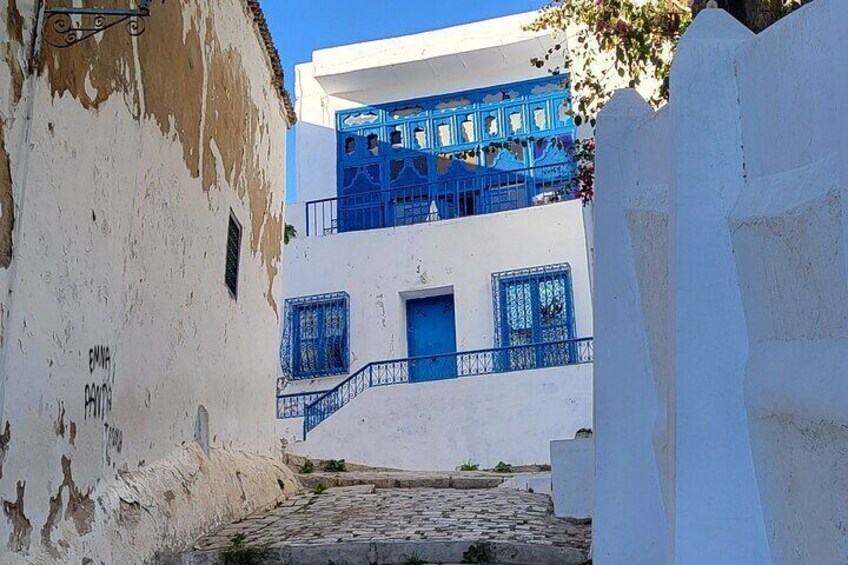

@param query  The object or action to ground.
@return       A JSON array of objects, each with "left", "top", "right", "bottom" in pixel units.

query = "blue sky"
[{"left": 260, "top": 0, "right": 545, "bottom": 202}]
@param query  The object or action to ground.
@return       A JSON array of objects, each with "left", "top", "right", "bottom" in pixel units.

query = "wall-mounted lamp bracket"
[{"left": 43, "top": 1, "right": 151, "bottom": 48}]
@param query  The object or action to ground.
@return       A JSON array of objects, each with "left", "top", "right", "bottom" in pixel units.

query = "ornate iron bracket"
[{"left": 43, "top": 1, "right": 151, "bottom": 48}]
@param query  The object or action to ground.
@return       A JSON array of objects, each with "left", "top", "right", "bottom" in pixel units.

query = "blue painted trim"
[{"left": 280, "top": 292, "right": 350, "bottom": 380}]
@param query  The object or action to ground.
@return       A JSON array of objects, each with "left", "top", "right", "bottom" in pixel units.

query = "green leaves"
[{"left": 527, "top": 0, "right": 693, "bottom": 133}]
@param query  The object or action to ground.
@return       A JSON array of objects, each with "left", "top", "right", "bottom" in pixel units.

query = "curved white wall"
[{"left": 594, "top": 3, "right": 848, "bottom": 564}]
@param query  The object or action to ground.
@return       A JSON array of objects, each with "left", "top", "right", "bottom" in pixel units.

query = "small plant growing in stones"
[
  {"left": 538, "top": 464, "right": 552, "bottom": 472},
  {"left": 401, "top": 551, "right": 427, "bottom": 565},
  {"left": 575, "top": 428, "right": 594, "bottom": 439},
  {"left": 459, "top": 460, "right": 480, "bottom": 472},
  {"left": 299, "top": 459, "right": 315, "bottom": 474},
  {"left": 493, "top": 461, "right": 513, "bottom": 474},
  {"left": 220, "top": 533, "right": 270, "bottom": 565},
  {"left": 313, "top": 482, "right": 328, "bottom": 495},
  {"left": 461, "top": 543, "right": 491, "bottom": 564},
  {"left": 320, "top": 459, "right": 347, "bottom": 472}
]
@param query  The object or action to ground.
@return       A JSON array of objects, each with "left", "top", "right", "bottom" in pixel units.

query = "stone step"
[
  {"left": 169, "top": 539, "right": 589, "bottom": 565},
  {"left": 298, "top": 471, "right": 509, "bottom": 490},
  {"left": 166, "top": 487, "right": 590, "bottom": 565}
]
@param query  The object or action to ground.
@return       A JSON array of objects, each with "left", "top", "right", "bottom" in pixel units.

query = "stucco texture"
[
  {"left": 0, "top": 0, "right": 294, "bottom": 563},
  {"left": 594, "top": 3, "right": 848, "bottom": 564}
]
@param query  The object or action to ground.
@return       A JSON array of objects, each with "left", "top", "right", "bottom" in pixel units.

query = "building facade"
[
  {"left": 277, "top": 13, "right": 596, "bottom": 470},
  {"left": 0, "top": 1, "right": 296, "bottom": 563}
]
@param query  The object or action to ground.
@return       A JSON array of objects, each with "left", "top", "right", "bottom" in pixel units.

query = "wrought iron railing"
[
  {"left": 277, "top": 390, "right": 332, "bottom": 419},
  {"left": 283, "top": 338, "right": 592, "bottom": 436},
  {"left": 305, "top": 162, "right": 575, "bottom": 236}
]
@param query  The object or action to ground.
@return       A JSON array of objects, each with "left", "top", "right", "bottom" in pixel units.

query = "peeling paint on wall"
[
  {"left": 138, "top": 2, "right": 204, "bottom": 178},
  {"left": 5, "top": 0, "right": 24, "bottom": 106},
  {"left": 3, "top": 481, "right": 31, "bottom": 553},
  {"left": 38, "top": 1, "right": 285, "bottom": 315},
  {"left": 0, "top": 422, "right": 10, "bottom": 479},
  {"left": 0, "top": 0, "right": 292, "bottom": 560},
  {"left": 41, "top": 455, "right": 94, "bottom": 556},
  {"left": 0, "top": 117, "right": 14, "bottom": 269},
  {"left": 202, "top": 43, "right": 282, "bottom": 314}
]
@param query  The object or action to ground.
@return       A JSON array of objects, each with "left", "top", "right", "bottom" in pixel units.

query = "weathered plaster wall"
[
  {"left": 0, "top": 1, "right": 295, "bottom": 563},
  {"left": 594, "top": 2, "right": 848, "bottom": 563}
]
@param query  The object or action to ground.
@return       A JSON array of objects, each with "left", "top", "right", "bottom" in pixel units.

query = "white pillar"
[
  {"left": 668, "top": 10, "right": 770, "bottom": 564},
  {"left": 593, "top": 89, "right": 667, "bottom": 565}
]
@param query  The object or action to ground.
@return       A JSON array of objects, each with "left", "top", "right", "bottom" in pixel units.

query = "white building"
[{"left": 277, "top": 13, "right": 596, "bottom": 471}]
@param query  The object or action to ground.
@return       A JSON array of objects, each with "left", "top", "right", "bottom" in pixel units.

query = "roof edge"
[{"left": 244, "top": 0, "right": 297, "bottom": 126}]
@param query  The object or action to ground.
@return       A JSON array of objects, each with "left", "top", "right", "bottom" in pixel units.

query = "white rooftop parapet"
[{"left": 310, "top": 12, "right": 554, "bottom": 101}]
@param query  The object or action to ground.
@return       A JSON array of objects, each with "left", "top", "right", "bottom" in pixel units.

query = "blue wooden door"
[{"left": 406, "top": 295, "right": 457, "bottom": 382}]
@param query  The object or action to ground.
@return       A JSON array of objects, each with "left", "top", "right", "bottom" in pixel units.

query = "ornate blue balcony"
[{"left": 305, "top": 162, "right": 576, "bottom": 236}]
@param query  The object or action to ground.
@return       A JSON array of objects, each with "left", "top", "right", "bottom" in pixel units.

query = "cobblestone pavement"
[{"left": 186, "top": 485, "right": 591, "bottom": 564}]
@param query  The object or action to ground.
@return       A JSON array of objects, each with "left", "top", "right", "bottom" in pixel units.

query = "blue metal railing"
[
  {"left": 305, "top": 162, "right": 575, "bottom": 236},
  {"left": 277, "top": 390, "right": 332, "bottom": 419},
  {"left": 286, "top": 338, "right": 592, "bottom": 436}
]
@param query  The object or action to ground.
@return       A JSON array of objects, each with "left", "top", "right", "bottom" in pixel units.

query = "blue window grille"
[
  {"left": 491, "top": 264, "right": 576, "bottom": 370},
  {"left": 281, "top": 292, "right": 350, "bottom": 380},
  {"left": 327, "top": 76, "right": 577, "bottom": 234}
]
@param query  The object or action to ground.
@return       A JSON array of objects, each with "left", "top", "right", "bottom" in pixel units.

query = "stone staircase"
[{"left": 164, "top": 470, "right": 591, "bottom": 565}]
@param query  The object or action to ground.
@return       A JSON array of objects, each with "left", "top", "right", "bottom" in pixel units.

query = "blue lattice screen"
[
  {"left": 281, "top": 292, "right": 350, "bottom": 379},
  {"left": 491, "top": 264, "right": 576, "bottom": 370},
  {"left": 330, "top": 76, "right": 577, "bottom": 233}
]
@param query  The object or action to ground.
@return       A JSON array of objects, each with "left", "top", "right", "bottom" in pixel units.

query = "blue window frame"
[
  {"left": 492, "top": 264, "right": 576, "bottom": 370},
  {"left": 281, "top": 292, "right": 350, "bottom": 379}
]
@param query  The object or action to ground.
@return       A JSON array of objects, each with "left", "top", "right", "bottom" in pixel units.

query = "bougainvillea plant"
[{"left": 527, "top": 0, "right": 811, "bottom": 203}]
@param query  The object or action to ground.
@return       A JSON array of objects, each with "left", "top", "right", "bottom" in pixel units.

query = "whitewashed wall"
[
  {"left": 280, "top": 201, "right": 593, "bottom": 468},
  {"left": 0, "top": 1, "right": 297, "bottom": 563},
  {"left": 280, "top": 364, "right": 592, "bottom": 471},
  {"left": 594, "top": 3, "right": 848, "bottom": 564},
  {"left": 284, "top": 201, "right": 593, "bottom": 369},
  {"left": 550, "top": 438, "right": 593, "bottom": 520}
]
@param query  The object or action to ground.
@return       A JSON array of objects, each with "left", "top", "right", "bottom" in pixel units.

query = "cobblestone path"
[{"left": 179, "top": 483, "right": 591, "bottom": 564}]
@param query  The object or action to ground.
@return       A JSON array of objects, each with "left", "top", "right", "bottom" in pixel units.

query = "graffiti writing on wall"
[
  {"left": 82, "top": 345, "right": 125, "bottom": 469},
  {"left": 89, "top": 345, "right": 111, "bottom": 374},
  {"left": 103, "top": 423, "right": 123, "bottom": 467},
  {"left": 84, "top": 346, "right": 114, "bottom": 421},
  {"left": 84, "top": 382, "right": 112, "bottom": 421}
]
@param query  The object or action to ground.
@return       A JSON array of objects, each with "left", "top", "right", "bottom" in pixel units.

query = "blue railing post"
[{"left": 305, "top": 204, "right": 311, "bottom": 237}]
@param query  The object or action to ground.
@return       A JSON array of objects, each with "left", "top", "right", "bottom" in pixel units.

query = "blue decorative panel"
[
  {"left": 330, "top": 76, "right": 578, "bottom": 233},
  {"left": 491, "top": 264, "right": 576, "bottom": 370},
  {"left": 281, "top": 292, "right": 350, "bottom": 380}
]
